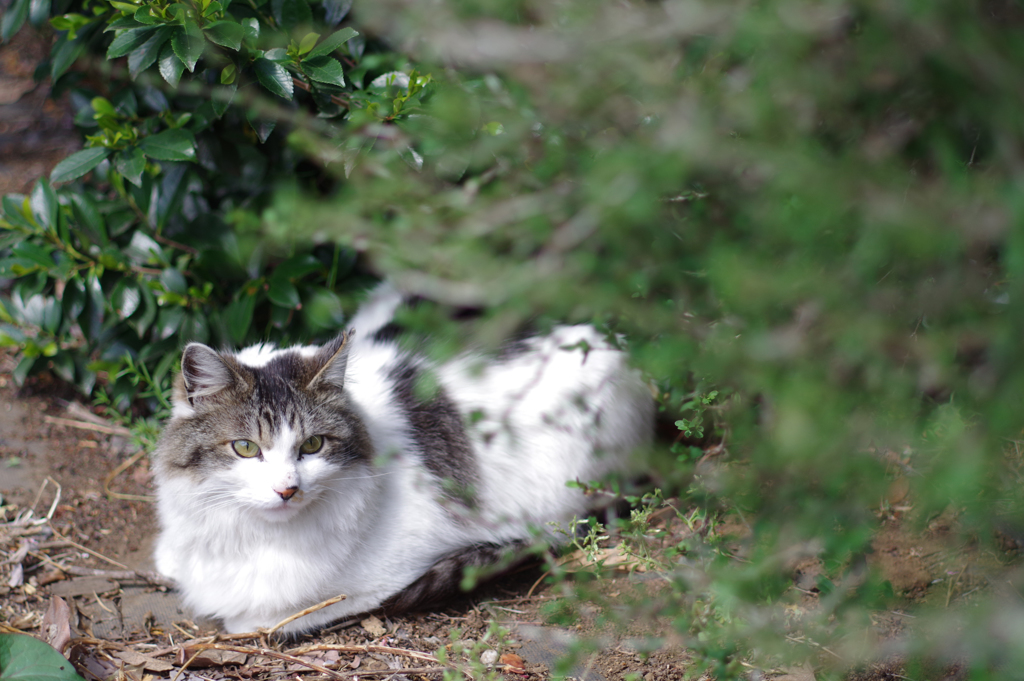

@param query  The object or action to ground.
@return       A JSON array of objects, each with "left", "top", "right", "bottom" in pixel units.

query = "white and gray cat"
[{"left": 153, "top": 284, "right": 653, "bottom": 635}]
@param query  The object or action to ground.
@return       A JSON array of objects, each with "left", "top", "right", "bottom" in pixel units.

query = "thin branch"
[
  {"left": 286, "top": 644, "right": 440, "bottom": 666},
  {"left": 183, "top": 643, "right": 348, "bottom": 679},
  {"left": 265, "top": 594, "right": 346, "bottom": 634},
  {"left": 43, "top": 415, "right": 132, "bottom": 437}
]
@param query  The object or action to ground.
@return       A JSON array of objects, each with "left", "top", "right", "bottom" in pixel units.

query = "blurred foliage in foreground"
[{"left": 4, "top": 0, "right": 1024, "bottom": 677}]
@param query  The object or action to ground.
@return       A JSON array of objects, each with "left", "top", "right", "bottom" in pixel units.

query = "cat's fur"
[{"left": 153, "top": 285, "right": 653, "bottom": 635}]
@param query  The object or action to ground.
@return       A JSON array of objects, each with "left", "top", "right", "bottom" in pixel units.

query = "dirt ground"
[
  {"left": 0, "top": 346, "right": 695, "bottom": 681},
  {"left": 0, "top": 342, "right": 1015, "bottom": 681}
]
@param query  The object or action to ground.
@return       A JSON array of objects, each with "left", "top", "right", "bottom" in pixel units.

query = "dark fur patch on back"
[
  {"left": 387, "top": 360, "right": 477, "bottom": 504},
  {"left": 382, "top": 541, "right": 531, "bottom": 612},
  {"left": 372, "top": 323, "right": 404, "bottom": 344}
]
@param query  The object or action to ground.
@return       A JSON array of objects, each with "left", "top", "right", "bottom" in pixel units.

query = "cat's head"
[{"left": 154, "top": 333, "right": 374, "bottom": 522}]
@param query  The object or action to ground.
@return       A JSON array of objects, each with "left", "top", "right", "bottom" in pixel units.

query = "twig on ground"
[
  {"left": 43, "top": 415, "right": 132, "bottom": 437},
  {"left": 265, "top": 593, "right": 347, "bottom": 634},
  {"left": 29, "top": 550, "right": 176, "bottom": 588},
  {"left": 348, "top": 667, "right": 448, "bottom": 677},
  {"left": 103, "top": 449, "right": 156, "bottom": 503},
  {"left": 171, "top": 647, "right": 205, "bottom": 681},
  {"left": 183, "top": 643, "right": 349, "bottom": 679},
  {"left": 44, "top": 533, "right": 131, "bottom": 570},
  {"left": 287, "top": 644, "right": 440, "bottom": 666},
  {"left": 525, "top": 570, "right": 550, "bottom": 598},
  {"left": 946, "top": 564, "right": 967, "bottom": 608}
]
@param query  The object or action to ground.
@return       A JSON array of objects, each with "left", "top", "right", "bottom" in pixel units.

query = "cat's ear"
[
  {"left": 307, "top": 332, "right": 352, "bottom": 391},
  {"left": 180, "top": 343, "right": 239, "bottom": 404}
]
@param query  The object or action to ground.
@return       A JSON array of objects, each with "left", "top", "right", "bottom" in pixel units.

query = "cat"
[{"left": 152, "top": 284, "right": 653, "bottom": 635}]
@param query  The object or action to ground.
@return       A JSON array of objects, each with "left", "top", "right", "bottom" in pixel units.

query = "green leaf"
[
  {"left": 1, "top": 195, "right": 34, "bottom": 231},
  {"left": 111, "top": 281, "right": 142, "bottom": 319},
  {"left": 263, "top": 47, "right": 288, "bottom": 62},
  {"left": 157, "top": 42, "right": 185, "bottom": 87},
  {"left": 1, "top": 0, "right": 30, "bottom": 42},
  {"left": 160, "top": 267, "right": 188, "bottom": 295},
  {"left": 224, "top": 290, "right": 257, "bottom": 344},
  {"left": 125, "top": 230, "right": 164, "bottom": 264},
  {"left": 267, "top": 277, "right": 300, "bottom": 309},
  {"left": 50, "top": 147, "right": 111, "bottom": 184},
  {"left": 204, "top": 20, "right": 242, "bottom": 50},
  {"left": 50, "top": 30, "right": 88, "bottom": 81},
  {"left": 271, "top": 0, "right": 310, "bottom": 30},
  {"left": 181, "top": 310, "right": 210, "bottom": 343},
  {"left": 274, "top": 254, "right": 322, "bottom": 280},
  {"left": 298, "top": 31, "right": 319, "bottom": 55},
  {"left": 128, "top": 26, "right": 170, "bottom": 79},
  {"left": 91, "top": 96, "right": 117, "bottom": 118},
  {"left": 107, "top": 26, "right": 155, "bottom": 59},
  {"left": 28, "top": 0, "right": 50, "bottom": 27},
  {"left": 211, "top": 84, "right": 236, "bottom": 116},
  {"left": 69, "top": 194, "right": 107, "bottom": 246},
  {"left": 104, "top": 15, "right": 143, "bottom": 31},
  {"left": 112, "top": 88, "right": 138, "bottom": 117},
  {"left": 29, "top": 180, "right": 57, "bottom": 230},
  {"left": 302, "top": 56, "right": 344, "bottom": 87},
  {"left": 109, "top": 0, "right": 141, "bottom": 11},
  {"left": 137, "top": 128, "right": 197, "bottom": 161},
  {"left": 131, "top": 283, "right": 157, "bottom": 336},
  {"left": 12, "top": 356, "right": 35, "bottom": 386},
  {"left": 247, "top": 115, "right": 275, "bottom": 143},
  {"left": 253, "top": 57, "right": 293, "bottom": 100},
  {"left": 171, "top": 20, "right": 205, "bottom": 72},
  {"left": 155, "top": 306, "right": 185, "bottom": 340},
  {"left": 307, "top": 27, "right": 357, "bottom": 59},
  {"left": 241, "top": 17, "right": 258, "bottom": 42},
  {"left": 134, "top": 6, "right": 159, "bottom": 24},
  {"left": 84, "top": 271, "right": 104, "bottom": 338},
  {"left": 61, "top": 277, "right": 86, "bottom": 321},
  {"left": 12, "top": 242, "right": 55, "bottom": 271},
  {"left": 114, "top": 147, "right": 147, "bottom": 186},
  {"left": 220, "top": 63, "right": 236, "bottom": 85}
]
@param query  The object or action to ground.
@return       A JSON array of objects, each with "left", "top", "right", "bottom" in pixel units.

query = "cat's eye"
[
  {"left": 232, "top": 440, "right": 261, "bottom": 458},
  {"left": 299, "top": 435, "right": 324, "bottom": 455}
]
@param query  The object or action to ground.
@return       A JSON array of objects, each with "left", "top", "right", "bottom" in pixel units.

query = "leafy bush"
[
  {"left": 0, "top": 0, "right": 429, "bottom": 410},
  {"left": 4, "top": 0, "right": 1024, "bottom": 677}
]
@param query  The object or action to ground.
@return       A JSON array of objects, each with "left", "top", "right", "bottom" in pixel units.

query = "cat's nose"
[{"left": 277, "top": 486, "right": 299, "bottom": 501}]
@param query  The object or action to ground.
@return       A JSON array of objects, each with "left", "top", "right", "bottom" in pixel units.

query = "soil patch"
[{"left": 0, "top": 348, "right": 1016, "bottom": 681}]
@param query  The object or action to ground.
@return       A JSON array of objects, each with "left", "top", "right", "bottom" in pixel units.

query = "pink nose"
[{"left": 277, "top": 486, "right": 299, "bottom": 501}]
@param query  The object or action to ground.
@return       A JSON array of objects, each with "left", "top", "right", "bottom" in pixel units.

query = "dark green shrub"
[{"left": 4, "top": 0, "right": 1024, "bottom": 677}]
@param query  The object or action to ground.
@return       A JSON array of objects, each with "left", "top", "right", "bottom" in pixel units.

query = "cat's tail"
[{"left": 347, "top": 282, "right": 405, "bottom": 341}]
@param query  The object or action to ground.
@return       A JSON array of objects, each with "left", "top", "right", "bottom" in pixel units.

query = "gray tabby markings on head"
[{"left": 166, "top": 332, "right": 373, "bottom": 473}]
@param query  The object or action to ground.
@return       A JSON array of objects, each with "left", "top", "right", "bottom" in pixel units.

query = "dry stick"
[
  {"left": 946, "top": 564, "right": 967, "bottom": 608},
  {"left": 62, "top": 565, "right": 173, "bottom": 587},
  {"left": 46, "top": 533, "right": 131, "bottom": 570},
  {"left": 286, "top": 644, "right": 439, "bottom": 667},
  {"left": 525, "top": 569, "right": 551, "bottom": 599},
  {"left": 103, "top": 448, "right": 156, "bottom": 503},
  {"left": 171, "top": 648, "right": 205, "bottom": 681},
  {"left": 181, "top": 643, "right": 348, "bottom": 680},
  {"left": 265, "top": 594, "right": 347, "bottom": 634},
  {"left": 348, "top": 667, "right": 448, "bottom": 677},
  {"left": 42, "top": 415, "right": 132, "bottom": 437}
]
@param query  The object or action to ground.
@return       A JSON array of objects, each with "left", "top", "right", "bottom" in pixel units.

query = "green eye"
[
  {"left": 299, "top": 435, "right": 323, "bottom": 455},
  {"left": 232, "top": 440, "right": 261, "bottom": 458}
]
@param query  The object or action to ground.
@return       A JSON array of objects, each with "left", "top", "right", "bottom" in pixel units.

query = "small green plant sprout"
[
  {"left": 675, "top": 389, "right": 719, "bottom": 440},
  {"left": 439, "top": 621, "right": 510, "bottom": 681}
]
